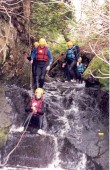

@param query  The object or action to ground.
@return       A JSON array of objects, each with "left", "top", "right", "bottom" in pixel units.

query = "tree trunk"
[{"left": 23, "top": 0, "right": 30, "bottom": 19}]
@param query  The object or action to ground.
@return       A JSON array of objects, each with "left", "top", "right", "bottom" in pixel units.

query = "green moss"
[
  {"left": 0, "top": 128, "right": 9, "bottom": 149},
  {"left": 83, "top": 49, "right": 109, "bottom": 90}
]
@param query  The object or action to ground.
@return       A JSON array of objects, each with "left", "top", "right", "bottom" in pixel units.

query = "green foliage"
[
  {"left": 51, "top": 40, "right": 67, "bottom": 57},
  {"left": 30, "top": 1, "right": 75, "bottom": 42},
  {"left": 83, "top": 49, "right": 109, "bottom": 90}
]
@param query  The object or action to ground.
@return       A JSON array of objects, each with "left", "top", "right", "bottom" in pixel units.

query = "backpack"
[
  {"left": 72, "top": 45, "right": 80, "bottom": 59},
  {"left": 66, "top": 49, "right": 76, "bottom": 60}
]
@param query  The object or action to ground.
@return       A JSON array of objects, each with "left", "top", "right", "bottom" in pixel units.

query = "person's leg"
[
  {"left": 76, "top": 72, "right": 81, "bottom": 83},
  {"left": 80, "top": 73, "right": 83, "bottom": 83},
  {"left": 66, "top": 64, "right": 71, "bottom": 81},
  {"left": 69, "top": 60, "right": 76, "bottom": 71},
  {"left": 69, "top": 60, "right": 77, "bottom": 80},
  {"left": 35, "top": 64, "right": 42, "bottom": 89},
  {"left": 63, "top": 66, "right": 67, "bottom": 79},
  {"left": 39, "top": 64, "right": 47, "bottom": 88},
  {"left": 73, "top": 65, "right": 77, "bottom": 80},
  {"left": 38, "top": 116, "right": 44, "bottom": 129},
  {"left": 32, "top": 60, "right": 36, "bottom": 85},
  {"left": 27, "top": 115, "right": 39, "bottom": 133},
  {"left": 22, "top": 113, "right": 32, "bottom": 128}
]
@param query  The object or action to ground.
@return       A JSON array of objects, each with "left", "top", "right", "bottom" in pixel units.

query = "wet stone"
[
  {"left": 1, "top": 133, "right": 55, "bottom": 168},
  {"left": 59, "top": 138, "right": 103, "bottom": 170}
]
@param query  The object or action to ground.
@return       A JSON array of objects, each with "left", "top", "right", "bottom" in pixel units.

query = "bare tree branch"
[
  {"left": 89, "top": 43, "right": 110, "bottom": 66},
  {"left": 98, "top": 69, "right": 109, "bottom": 76},
  {"left": 89, "top": 70, "right": 109, "bottom": 79}
]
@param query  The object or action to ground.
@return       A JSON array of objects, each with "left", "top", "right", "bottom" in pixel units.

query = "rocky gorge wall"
[{"left": 0, "top": 14, "right": 31, "bottom": 88}]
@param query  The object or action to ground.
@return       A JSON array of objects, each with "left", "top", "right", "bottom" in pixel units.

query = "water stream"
[{"left": 0, "top": 80, "right": 109, "bottom": 170}]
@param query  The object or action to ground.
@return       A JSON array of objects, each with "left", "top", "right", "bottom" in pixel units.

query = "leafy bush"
[{"left": 51, "top": 41, "right": 67, "bottom": 57}]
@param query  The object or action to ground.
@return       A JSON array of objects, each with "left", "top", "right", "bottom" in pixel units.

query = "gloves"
[
  {"left": 46, "top": 65, "right": 51, "bottom": 71},
  {"left": 62, "top": 63, "right": 66, "bottom": 68}
]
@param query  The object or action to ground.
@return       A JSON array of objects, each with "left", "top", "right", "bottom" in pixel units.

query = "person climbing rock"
[
  {"left": 62, "top": 41, "right": 77, "bottom": 82},
  {"left": 76, "top": 57, "right": 86, "bottom": 83},
  {"left": 69, "top": 38, "right": 80, "bottom": 82},
  {"left": 19, "top": 88, "right": 46, "bottom": 134},
  {"left": 31, "top": 38, "right": 53, "bottom": 89}
]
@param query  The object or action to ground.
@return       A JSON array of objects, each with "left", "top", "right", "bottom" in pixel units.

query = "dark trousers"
[
  {"left": 30, "top": 114, "right": 43, "bottom": 129},
  {"left": 64, "top": 60, "right": 77, "bottom": 81},
  {"left": 64, "top": 64, "right": 72, "bottom": 81},
  {"left": 35, "top": 61, "right": 48, "bottom": 89},
  {"left": 24, "top": 114, "right": 44, "bottom": 130},
  {"left": 76, "top": 72, "right": 83, "bottom": 82},
  {"left": 32, "top": 60, "right": 37, "bottom": 85},
  {"left": 69, "top": 60, "right": 77, "bottom": 80}
]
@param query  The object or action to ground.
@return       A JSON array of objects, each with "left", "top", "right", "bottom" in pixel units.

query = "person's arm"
[
  {"left": 62, "top": 52, "right": 67, "bottom": 68},
  {"left": 31, "top": 48, "right": 37, "bottom": 63},
  {"left": 46, "top": 49, "right": 53, "bottom": 71},
  {"left": 25, "top": 99, "right": 32, "bottom": 112},
  {"left": 47, "top": 49, "right": 53, "bottom": 66}
]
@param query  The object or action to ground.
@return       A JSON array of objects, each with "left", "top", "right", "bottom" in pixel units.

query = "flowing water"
[{"left": 0, "top": 80, "right": 109, "bottom": 170}]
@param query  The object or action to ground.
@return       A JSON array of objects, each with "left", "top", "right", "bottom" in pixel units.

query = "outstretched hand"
[
  {"left": 31, "top": 106, "right": 37, "bottom": 113},
  {"left": 46, "top": 65, "right": 51, "bottom": 71},
  {"left": 62, "top": 63, "right": 66, "bottom": 68},
  {"left": 30, "top": 60, "right": 33, "bottom": 64}
]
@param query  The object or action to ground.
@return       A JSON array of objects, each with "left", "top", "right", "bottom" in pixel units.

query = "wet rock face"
[
  {"left": 5, "top": 85, "right": 31, "bottom": 127},
  {"left": 0, "top": 14, "right": 30, "bottom": 87},
  {"left": 0, "top": 84, "right": 12, "bottom": 128},
  {"left": 1, "top": 81, "right": 109, "bottom": 169},
  {"left": 59, "top": 138, "right": 103, "bottom": 170},
  {"left": 85, "top": 88, "right": 109, "bottom": 120},
  {"left": 2, "top": 133, "right": 55, "bottom": 168}
]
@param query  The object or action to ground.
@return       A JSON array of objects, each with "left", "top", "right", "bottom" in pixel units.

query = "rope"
[{"left": 0, "top": 113, "right": 33, "bottom": 167}]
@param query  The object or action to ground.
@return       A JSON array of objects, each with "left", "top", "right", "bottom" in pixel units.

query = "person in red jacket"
[
  {"left": 31, "top": 38, "right": 53, "bottom": 90},
  {"left": 29, "top": 88, "right": 45, "bottom": 130},
  {"left": 20, "top": 88, "right": 46, "bottom": 134}
]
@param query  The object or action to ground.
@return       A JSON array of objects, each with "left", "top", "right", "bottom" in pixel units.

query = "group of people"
[
  {"left": 29, "top": 38, "right": 85, "bottom": 90},
  {"left": 62, "top": 39, "right": 86, "bottom": 83},
  {"left": 18, "top": 38, "right": 86, "bottom": 134}
]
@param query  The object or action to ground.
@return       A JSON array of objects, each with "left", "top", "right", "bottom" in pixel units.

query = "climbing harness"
[{"left": 0, "top": 113, "right": 33, "bottom": 167}]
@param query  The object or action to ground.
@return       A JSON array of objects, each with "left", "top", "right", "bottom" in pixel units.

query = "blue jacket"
[
  {"left": 66, "top": 49, "right": 76, "bottom": 61},
  {"left": 31, "top": 47, "right": 53, "bottom": 66},
  {"left": 77, "top": 63, "right": 85, "bottom": 73}
]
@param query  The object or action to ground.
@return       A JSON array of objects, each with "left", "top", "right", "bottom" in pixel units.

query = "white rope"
[{"left": 0, "top": 113, "right": 33, "bottom": 167}]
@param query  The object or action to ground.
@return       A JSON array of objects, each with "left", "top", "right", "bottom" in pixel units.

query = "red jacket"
[
  {"left": 30, "top": 98, "right": 44, "bottom": 115},
  {"left": 36, "top": 46, "right": 48, "bottom": 62}
]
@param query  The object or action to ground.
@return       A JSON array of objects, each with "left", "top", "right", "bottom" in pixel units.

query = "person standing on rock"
[
  {"left": 76, "top": 57, "right": 86, "bottom": 83},
  {"left": 62, "top": 41, "right": 77, "bottom": 82},
  {"left": 31, "top": 38, "right": 53, "bottom": 90}
]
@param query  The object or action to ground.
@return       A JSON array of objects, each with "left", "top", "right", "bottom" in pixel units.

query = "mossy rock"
[
  {"left": 0, "top": 128, "right": 9, "bottom": 149},
  {"left": 83, "top": 49, "right": 109, "bottom": 90}
]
